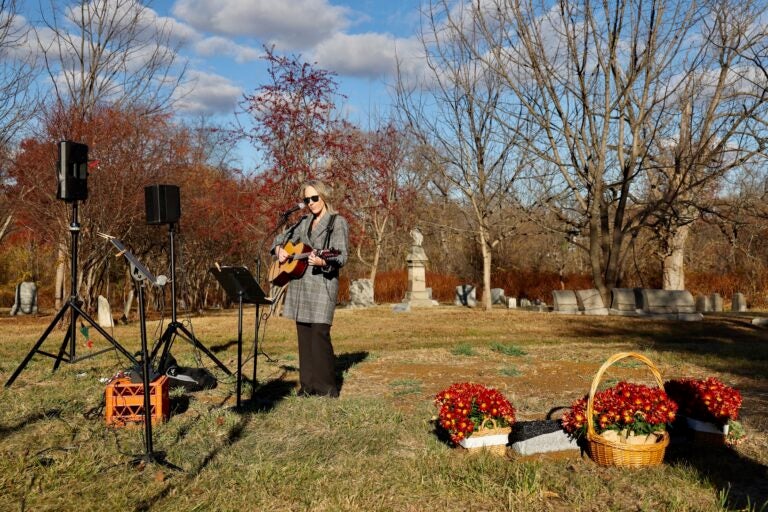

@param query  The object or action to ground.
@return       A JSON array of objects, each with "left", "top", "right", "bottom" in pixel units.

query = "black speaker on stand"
[
  {"left": 6, "top": 141, "right": 138, "bottom": 387},
  {"left": 144, "top": 185, "right": 232, "bottom": 376}
]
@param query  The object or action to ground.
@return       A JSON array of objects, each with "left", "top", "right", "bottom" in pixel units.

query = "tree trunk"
[
  {"left": 662, "top": 224, "right": 690, "bottom": 290},
  {"left": 54, "top": 244, "right": 67, "bottom": 310},
  {"left": 368, "top": 243, "right": 381, "bottom": 284},
  {"left": 479, "top": 229, "right": 492, "bottom": 311}
]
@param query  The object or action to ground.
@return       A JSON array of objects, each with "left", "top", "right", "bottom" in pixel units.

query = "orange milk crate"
[{"left": 105, "top": 375, "right": 170, "bottom": 427}]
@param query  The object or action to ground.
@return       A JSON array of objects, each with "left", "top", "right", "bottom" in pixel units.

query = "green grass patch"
[
  {"left": 489, "top": 342, "right": 527, "bottom": 356},
  {"left": 451, "top": 343, "right": 476, "bottom": 356},
  {"left": 498, "top": 366, "right": 521, "bottom": 377}
]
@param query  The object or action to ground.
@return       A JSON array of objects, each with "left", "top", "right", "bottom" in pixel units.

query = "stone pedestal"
[{"left": 400, "top": 244, "right": 436, "bottom": 308}]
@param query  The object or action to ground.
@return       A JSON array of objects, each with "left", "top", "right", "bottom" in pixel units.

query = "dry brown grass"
[{"left": 0, "top": 306, "right": 766, "bottom": 511}]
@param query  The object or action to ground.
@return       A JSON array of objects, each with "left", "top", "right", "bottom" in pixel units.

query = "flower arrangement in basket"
[
  {"left": 664, "top": 377, "right": 745, "bottom": 445},
  {"left": 434, "top": 382, "right": 516, "bottom": 448},
  {"left": 561, "top": 352, "right": 677, "bottom": 467}
]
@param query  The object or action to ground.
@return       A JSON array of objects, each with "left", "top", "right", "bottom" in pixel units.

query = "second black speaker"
[{"left": 145, "top": 184, "right": 181, "bottom": 225}]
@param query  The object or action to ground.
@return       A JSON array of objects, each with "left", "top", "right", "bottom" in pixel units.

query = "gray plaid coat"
[{"left": 271, "top": 213, "right": 348, "bottom": 325}]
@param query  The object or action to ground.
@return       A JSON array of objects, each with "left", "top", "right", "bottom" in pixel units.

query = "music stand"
[{"left": 209, "top": 265, "right": 272, "bottom": 408}]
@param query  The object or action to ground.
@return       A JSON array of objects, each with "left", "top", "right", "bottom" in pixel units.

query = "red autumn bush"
[{"left": 434, "top": 382, "right": 516, "bottom": 445}]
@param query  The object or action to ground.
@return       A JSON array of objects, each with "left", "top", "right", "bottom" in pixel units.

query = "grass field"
[{"left": 0, "top": 306, "right": 766, "bottom": 511}]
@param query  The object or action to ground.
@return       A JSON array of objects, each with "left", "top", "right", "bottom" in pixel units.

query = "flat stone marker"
[{"left": 552, "top": 290, "right": 580, "bottom": 314}]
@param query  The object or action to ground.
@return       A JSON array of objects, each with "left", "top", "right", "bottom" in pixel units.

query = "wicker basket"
[{"left": 585, "top": 352, "right": 670, "bottom": 468}]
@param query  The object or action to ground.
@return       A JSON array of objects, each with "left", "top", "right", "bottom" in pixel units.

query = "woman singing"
[{"left": 272, "top": 180, "right": 348, "bottom": 397}]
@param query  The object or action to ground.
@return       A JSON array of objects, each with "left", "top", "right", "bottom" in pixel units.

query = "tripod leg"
[
  {"left": 175, "top": 324, "right": 233, "bottom": 376},
  {"left": 5, "top": 302, "right": 71, "bottom": 387},
  {"left": 70, "top": 303, "right": 139, "bottom": 366},
  {"left": 52, "top": 328, "right": 73, "bottom": 371},
  {"left": 153, "top": 327, "right": 177, "bottom": 373}
]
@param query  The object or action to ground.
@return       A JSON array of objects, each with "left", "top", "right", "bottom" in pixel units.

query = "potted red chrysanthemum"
[
  {"left": 665, "top": 377, "right": 745, "bottom": 445},
  {"left": 434, "top": 382, "right": 516, "bottom": 449},
  {"left": 562, "top": 381, "right": 678, "bottom": 445}
]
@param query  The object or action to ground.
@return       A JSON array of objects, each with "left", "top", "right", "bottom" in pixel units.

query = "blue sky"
[
  {"left": 16, "top": 0, "right": 425, "bottom": 168},
  {"left": 154, "top": 0, "right": 423, "bottom": 125}
]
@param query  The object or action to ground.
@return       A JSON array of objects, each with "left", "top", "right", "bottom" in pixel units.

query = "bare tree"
[
  {"left": 396, "top": 0, "right": 528, "bottom": 310},
  {"left": 35, "top": 0, "right": 187, "bottom": 116},
  {"left": 0, "top": 0, "right": 39, "bottom": 244},
  {"left": 464, "top": 0, "right": 768, "bottom": 302}
]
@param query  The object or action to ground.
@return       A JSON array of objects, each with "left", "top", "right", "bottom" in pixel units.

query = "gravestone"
[
  {"left": 455, "top": 285, "right": 477, "bottom": 307},
  {"left": 641, "top": 289, "right": 696, "bottom": 314},
  {"left": 349, "top": 279, "right": 375, "bottom": 308},
  {"left": 97, "top": 295, "right": 114, "bottom": 328},
  {"left": 575, "top": 289, "right": 609, "bottom": 315},
  {"left": 9, "top": 281, "right": 37, "bottom": 316},
  {"left": 732, "top": 292, "right": 747, "bottom": 313},
  {"left": 10, "top": 280, "right": 38, "bottom": 315},
  {"left": 711, "top": 293, "right": 723, "bottom": 312},
  {"left": 400, "top": 228, "right": 437, "bottom": 308},
  {"left": 490, "top": 288, "right": 506, "bottom": 305},
  {"left": 519, "top": 298, "right": 531, "bottom": 308},
  {"left": 695, "top": 294, "right": 711, "bottom": 313},
  {"left": 609, "top": 288, "right": 641, "bottom": 315},
  {"left": 552, "top": 290, "right": 580, "bottom": 314},
  {"left": 752, "top": 317, "right": 768, "bottom": 327},
  {"left": 506, "top": 297, "right": 517, "bottom": 309}
]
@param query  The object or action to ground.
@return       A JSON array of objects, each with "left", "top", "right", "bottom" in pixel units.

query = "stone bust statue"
[{"left": 410, "top": 227, "right": 423, "bottom": 247}]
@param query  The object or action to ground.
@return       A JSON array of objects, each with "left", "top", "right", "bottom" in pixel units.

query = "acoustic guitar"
[{"left": 268, "top": 241, "right": 340, "bottom": 286}]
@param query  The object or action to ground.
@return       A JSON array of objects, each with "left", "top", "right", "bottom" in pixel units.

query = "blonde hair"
[{"left": 301, "top": 180, "right": 336, "bottom": 214}]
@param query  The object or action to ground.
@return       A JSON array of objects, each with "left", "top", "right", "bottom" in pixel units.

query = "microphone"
[{"left": 280, "top": 202, "right": 306, "bottom": 217}]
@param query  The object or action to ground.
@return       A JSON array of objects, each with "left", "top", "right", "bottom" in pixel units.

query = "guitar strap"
[{"left": 323, "top": 214, "right": 337, "bottom": 250}]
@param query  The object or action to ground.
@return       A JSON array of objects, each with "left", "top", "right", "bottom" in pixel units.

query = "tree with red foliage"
[{"left": 12, "top": 104, "right": 190, "bottom": 310}]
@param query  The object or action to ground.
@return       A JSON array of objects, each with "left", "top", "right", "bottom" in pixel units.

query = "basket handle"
[{"left": 586, "top": 352, "right": 665, "bottom": 437}]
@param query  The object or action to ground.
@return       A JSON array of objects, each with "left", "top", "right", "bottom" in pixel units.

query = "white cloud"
[
  {"left": 312, "top": 32, "right": 422, "bottom": 79},
  {"left": 174, "top": 70, "right": 242, "bottom": 115},
  {"left": 194, "top": 37, "right": 261, "bottom": 63},
  {"left": 172, "top": 0, "right": 350, "bottom": 49}
]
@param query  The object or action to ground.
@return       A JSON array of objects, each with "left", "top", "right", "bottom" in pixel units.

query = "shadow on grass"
[
  {"left": 666, "top": 441, "right": 768, "bottom": 510},
  {"left": 0, "top": 409, "right": 62, "bottom": 438},
  {"left": 335, "top": 351, "right": 369, "bottom": 393},
  {"left": 207, "top": 339, "right": 238, "bottom": 353},
  {"left": 564, "top": 315, "right": 768, "bottom": 383}
]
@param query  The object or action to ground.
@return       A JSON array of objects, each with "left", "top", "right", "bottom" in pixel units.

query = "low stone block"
[
  {"left": 510, "top": 431, "right": 579, "bottom": 455},
  {"left": 732, "top": 292, "right": 747, "bottom": 313},
  {"left": 552, "top": 290, "right": 580, "bottom": 314},
  {"left": 392, "top": 303, "right": 411, "bottom": 313},
  {"left": 519, "top": 298, "right": 531, "bottom": 308},
  {"left": 752, "top": 317, "right": 768, "bottom": 327},
  {"left": 506, "top": 297, "right": 517, "bottom": 309},
  {"left": 677, "top": 313, "right": 704, "bottom": 321}
]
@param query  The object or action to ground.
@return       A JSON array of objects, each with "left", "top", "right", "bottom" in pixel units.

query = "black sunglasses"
[{"left": 303, "top": 195, "right": 321, "bottom": 204}]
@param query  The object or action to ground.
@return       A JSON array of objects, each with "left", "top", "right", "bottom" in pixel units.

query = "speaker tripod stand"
[
  {"left": 150, "top": 223, "right": 232, "bottom": 376},
  {"left": 5, "top": 202, "right": 138, "bottom": 387}
]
